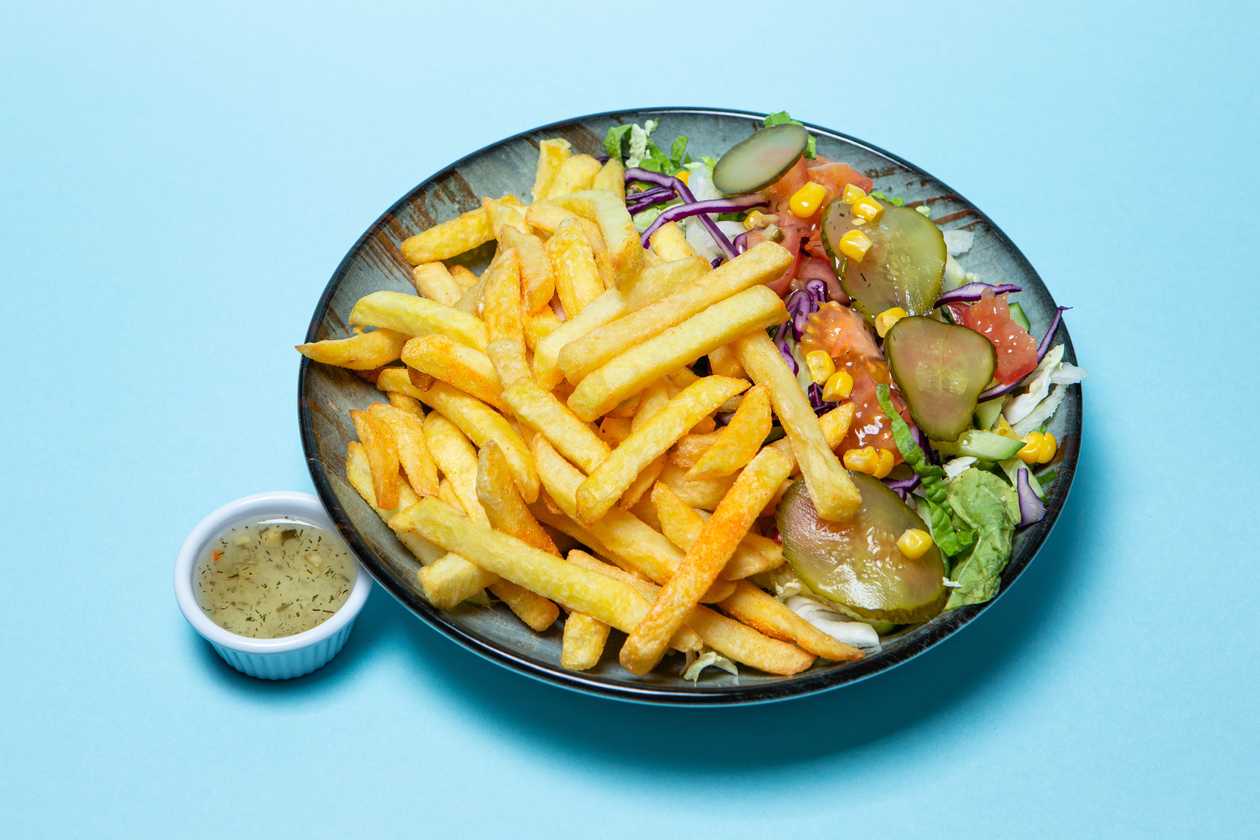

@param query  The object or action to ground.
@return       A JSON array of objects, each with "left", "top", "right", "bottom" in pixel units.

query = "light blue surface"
[{"left": 2, "top": 2, "right": 1255, "bottom": 836}]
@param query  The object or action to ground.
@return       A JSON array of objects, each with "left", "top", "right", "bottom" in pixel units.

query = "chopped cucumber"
[
  {"left": 1008, "top": 301, "right": 1031, "bottom": 332},
  {"left": 948, "top": 430, "right": 1025, "bottom": 461},
  {"left": 974, "top": 397, "right": 1006, "bottom": 431}
]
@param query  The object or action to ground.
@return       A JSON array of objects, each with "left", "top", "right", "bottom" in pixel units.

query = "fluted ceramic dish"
[{"left": 298, "top": 107, "right": 1082, "bottom": 705}]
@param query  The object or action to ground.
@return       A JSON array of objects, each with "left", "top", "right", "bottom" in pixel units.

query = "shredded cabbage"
[
  {"left": 1012, "top": 384, "right": 1068, "bottom": 436},
  {"left": 944, "top": 456, "right": 978, "bottom": 480},
  {"left": 786, "top": 596, "right": 881, "bottom": 651},
  {"left": 1005, "top": 345, "right": 1065, "bottom": 424},
  {"left": 682, "top": 650, "right": 738, "bottom": 683}
]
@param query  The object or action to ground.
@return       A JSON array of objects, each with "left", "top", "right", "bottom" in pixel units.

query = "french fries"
[
  {"left": 576, "top": 376, "right": 749, "bottom": 523},
  {"left": 685, "top": 385, "right": 771, "bottom": 479},
  {"left": 296, "top": 329, "right": 409, "bottom": 370},
  {"left": 552, "top": 191, "right": 642, "bottom": 288},
  {"left": 734, "top": 331, "right": 860, "bottom": 521},
  {"left": 531, "top": 138, "right": 572, "bottom": 202},
  {"left": 351, "top": 408, "right": 400, "bottom": 510},
  {"left": 567, "top": 285, "right": 788, "bottom": 421},
  {"left": 420, "top": 382, "right": 538, "bottom": 504},
  {"left": 502, "top": 379, "right": 610, "bottom": 473},
  {"left": 401, "top": 334, "right": 504, "bottom": 410},
  {"left": 620, "top": 446, "right": 794, "bottom": 674},
  {"left": 651, "top": 483, "right": 784, "bottom": 580},
  {"left": 368, "top": 403, "right": 439, "bottom": 497},
  {"left": 301, "top": 135, "right": 874, "bottom": 681},
  {"left": 546, "top": 219, "right": 604, "bottom": 318},
  {"left": 566, "top": 551, "right": 810, "bottom": 675},
  {"left": 401, "top": 204, "right": 494, "bottom": 265},
  {"left": 392, "top": 499, "right": 695, "bottom": 651},
  {"left": 350, "top": 290, "right": 488, "bottom": 351},
  {"left": 559, "top": 242, "right": 792, "bottom": 384}
]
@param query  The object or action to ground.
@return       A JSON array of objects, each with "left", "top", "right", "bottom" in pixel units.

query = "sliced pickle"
[
  {"left": 712, "top": 123, "right": 809, "bottom": 195},
  {"left": 777, "top": 476, "right": 947, "bottom": 624},
  {"left": 884, "top": 316, "right": 996, "bottom": 441},
  {"left": 821, "top": 200, "right": 946, "bottom": 320}
]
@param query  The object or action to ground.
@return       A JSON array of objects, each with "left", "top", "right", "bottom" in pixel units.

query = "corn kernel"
[
  {"left": 804, "top": 350, "right": 836, "bottom": 385},
  {"left": 841, "top": 183, "right": 867, "bottom": 205},
  {"left": 897, "top": 528, "right": 934, "bottom": 560},
  {"left": 874, "top": 307, "right": 908, "bottom": 338},
  {"left": 822, "top": 369, "right": 854, "bottom": 401},
  {"left": 837, "top": 228, "right": 872, "bottom": 262},
  {"left": 853, "top": 196, "right": 884, "bottom": 222},
  {"left": 788, "top": 181, "right": 828, "bottom": 218},
  {"left": 874, "top": 448, "right": 895, "bottom": 478},
  {"left": 675, "top": 169, "right": 690, "bottom": 185},
  {"left": 843, "top": 446, "right": 880, "bottom": 475},
  {"left": 1018, "top": 431, "right": 1058, "bottom": 464},
  {"left": 742, "top": 209, "right": 778, "bottom": 231}
]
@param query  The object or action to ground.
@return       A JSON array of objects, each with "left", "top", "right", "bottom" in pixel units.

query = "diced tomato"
[
  {"left": 957, "top": 290, "right": 1038, "bottom": 384},
  {"left": 800, "top": 302, "right": 907, "bottom": 455},
  {"left": 764, "top": 157, "right": 811, "bottom": 203},
  {"left": 805, "top": 160, "right": 874, "bottom": 195}
]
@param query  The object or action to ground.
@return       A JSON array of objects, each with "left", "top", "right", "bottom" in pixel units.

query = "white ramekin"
[{"left": 174, "top": 491, "right": 371, "bottom": 680}]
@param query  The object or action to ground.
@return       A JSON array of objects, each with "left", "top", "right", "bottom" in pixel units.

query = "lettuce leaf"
[
  {"left": 944, "top": 468, "right": 1018, "bottom": 609},
  {"left": 605, "top": 120, "right": 689, "bottom": 175},
  {"left": 764, "top": 111, "right": 816, "bottom": 158}
]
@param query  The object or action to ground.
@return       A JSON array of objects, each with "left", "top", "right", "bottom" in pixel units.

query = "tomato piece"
[{"left": 957, "top": 290, "right": 1038, "bottom": 385}]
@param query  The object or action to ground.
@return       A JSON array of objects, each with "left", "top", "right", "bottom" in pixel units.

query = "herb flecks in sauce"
[{"left": 193, "top": 518, "right": 355, "bottom": 638}]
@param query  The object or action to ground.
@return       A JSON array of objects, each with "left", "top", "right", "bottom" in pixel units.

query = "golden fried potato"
[
  {"left": 296, "top": 329, "right": 409, "bottom": 371},
  {"left": 546, "top": 219, "right": 604, "bottom": 318},
  {"left": 350, "top": 290, "right": 488, "bottom": 350},
  {"left": 685, "top": 385, "right": 771, "bottom": 479},
  {"left": 351, "top": 408, "right": 401, "bottom": 510},
  {"left": 401, "top": 205, "right": 495, "bottom": 264},
  {"left": 531, "top": 138, "right": 572, "bottom": 202},
  {"left": 401, "top": 334, "right": 504, "bottom": 410}
]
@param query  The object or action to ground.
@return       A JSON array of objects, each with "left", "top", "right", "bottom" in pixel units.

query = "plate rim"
[{"left": 298, "top": 105, "right": 1082, "bottom": 706}]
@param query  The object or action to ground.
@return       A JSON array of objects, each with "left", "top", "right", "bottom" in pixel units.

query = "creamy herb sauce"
[{"left": 194, "top": 518, "right": 355, "bottom": 638}]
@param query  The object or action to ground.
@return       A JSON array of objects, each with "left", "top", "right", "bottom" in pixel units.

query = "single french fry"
[
  {"left": 561, "top": 613, "right": 611, "bottom": 671},
  {"left": 620, "top": 446, "right": 795, "bottom": 674},
  {"left": 721, "top": 581, "right": 863, "bottom": 662},
  {"left": 411, "top": 263, "right": 463, "bottom": 306},
  {"left": 532, "top": 289, "right": 626, "bottom": 389},
  {"left": 474, "top": 442, "right": 560, "bottom": 631},
  {"left": 500, "top": 227, "right": 553, "bottom": 312},
  {"left": 420, "top": 382, "right": 539, "bottom": 503},
  {"left": 401, "top": 205, "right": 494, "bottom": 264},
  {"left": 735, "top": 331, "right": 861, "bottom": 521},
  {"left": 524, "top": 201, "right": 579, "bottom": 237},
  {"left": 486, "top": 339, "right": 531, "bottom": 388},
  {"left": 770, "top": 403, "right": 855, "bottom": 468},
  {"left": 392, "top": 499, "right": 695, "bottom": 651},
  {"left": 449, "top": 264, "right": 478, "bottom": 290},
  {"left": 657, "top": 462, "right": 736, "bottom": 511},
  {"left": 622, "top": 256, "right": 710, "bottom": 311},
  {"left": 607, "top": 393, "right": 642, "bottom": 419},
  {"left": 685, "top": 385, "right": 771, "bottom": 479},
  {"left": 482, "top": 196, "right": 528, "bottom": 238},
  {"left": 524, "top": 307, "right": 562, "bottom": 350},
  {"left": 631, "top": 381, "right": 672, "bottom": 430},
  {"left": 530, "top": 437, "right": 732, "bottom": 602},
  {"left": 567, "top": 285, "right": 788, "bottom": 421},
  {"left": 351, "top": 408, "right": 401, "bottom": 510},
  {"left": 346, "top": 441, "right": 439, "bottom": 561},
  {"left": 419, "top": 550, "right": 494, "bottom": 608},
  {"left": 546, "top": 219, "right": 604, "bottom": 318},
  {"left": 591, "top": 157, "right": 625, "bottom": 200},
  {"left": 350, "top": 290, "right": 488, "bottom": 350},
  {"left": 547, "top": 154, "right": 602, "bottom": 198},
  {"left": 551, "top": 191, "right": 642, "bottom": 288},
  {"left": 531, "top": 138, "right": 572, "bottom": 202},
  {"left": 401, "top": 334, "right": 504, "bottom": 410},
  {"left": 577, "top": 217, "right": 616, "bottom": 291},
  {"left": 648, "top": 221, "right": 697, "bottom": 260},
  {"left": 502, "top": 379, "right": 610, "bottom": 473},
  {"left": 296, "top": 329, "right": 409, "bottom": 370},
  {"left": 576, "top": 376, "right": 749, "bottom": 523},
  {"left": 436, "top": 479, "right": 464, "bottom": 513},
  {"left": 481, "top": 250, "right": 530, "bottom": 388},
  {"left": 423, "top": 412, "right": 488, "bottom": 524},
  {"left": 387, "top": 392, "right": 424, "bottom": 416},
  {"left": 597, "top": 416, "right": 632, "bottom": 446},
  {"left": 670, "top": 432, "right": 721, "bottom": 469},
  {"left": 369, "top": 403, "right": 439, "bottom": 497},
  {"left": 651, "top": 483, "right": 783, "bottom": 580},
  {"left": 617, "top": 455, "right": 664, "bottom": 510},
  {"left": 372, "top": 370, "right": 428, "bottom": 402},
  {"left": 566, "top": 551, "right": 809, "bottom": 675},
  {"left": 668, "top": 367, "right": 701, "bottom": 390}
]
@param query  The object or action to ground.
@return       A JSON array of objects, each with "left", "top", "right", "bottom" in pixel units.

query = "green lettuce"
[
  {"left": 764, "top": 111, "right": 816, "bottom": 158},
  {"left": 603, "top": 120, "right": 689, "bottom": 175},
  {"left": 944, "top": 469, "right": 1018, "bottom": 609}
]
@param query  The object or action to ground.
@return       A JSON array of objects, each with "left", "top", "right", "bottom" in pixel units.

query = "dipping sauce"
[{"left": 193, "top": 517, "right": 356, "bottom": 638}]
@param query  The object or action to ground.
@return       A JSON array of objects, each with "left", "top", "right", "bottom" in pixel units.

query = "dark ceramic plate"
[{"left": 299, "top": 107, "right": 1081, "bottom": 705}]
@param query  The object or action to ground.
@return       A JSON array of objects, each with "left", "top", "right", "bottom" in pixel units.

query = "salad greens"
[
  {"left": 603, "top": 120, "right": 690, "bottom": 175},
  {"left": 943, "top": 469, "right": 1019, "bottom": 608}
]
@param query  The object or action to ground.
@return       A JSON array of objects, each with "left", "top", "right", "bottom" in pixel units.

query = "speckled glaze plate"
[{"left": 299, "top": 107, "right": 1082, "bottom": 705}]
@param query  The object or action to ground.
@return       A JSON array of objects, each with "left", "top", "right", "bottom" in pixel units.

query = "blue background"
[{"left": 3, "top": 1, "right": 1255, "bottom": 836}]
